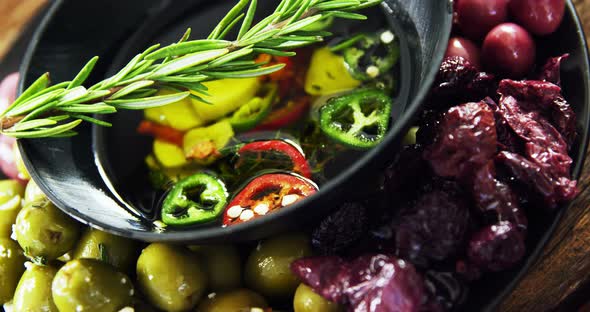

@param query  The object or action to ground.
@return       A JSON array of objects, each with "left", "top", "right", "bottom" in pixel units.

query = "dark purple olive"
[
  {"left": 509, "top": 0, "right": 565, "bottom": 36},
  {"left": 482, "top": 23, "right": 536, "bottom": 78},
  {"left": 445, "top": 37, "right": 481, "bottom": 70},
  {"left": 456, "top": 0, "right": 509, "bottom": 40}
]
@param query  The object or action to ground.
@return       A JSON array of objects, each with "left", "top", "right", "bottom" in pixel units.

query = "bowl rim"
[{"left": 18, "top": 0, "right": 455, "bottom": 242}]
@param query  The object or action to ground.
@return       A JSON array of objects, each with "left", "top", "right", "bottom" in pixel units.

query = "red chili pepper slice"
[
  {"left": 238, "top": 140, "right": 312, "bottom": 179},
  {"left": 253, "top": 95, "right": 310, "bottom": 131},
  {"left": 223, "top": 173, "right": 318, "bottom": 226},
  {"left": 137, "top": 121, "right": 184, "bottom": 146}
]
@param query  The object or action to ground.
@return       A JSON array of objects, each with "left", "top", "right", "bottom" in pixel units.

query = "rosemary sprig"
[{"left": 0, "top": 0, "right": 382, "bottom": 138}]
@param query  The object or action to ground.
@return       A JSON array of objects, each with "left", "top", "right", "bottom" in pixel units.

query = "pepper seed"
[
  {"left": 366, "top": 65, "right": 380, "bottom": 78},
  {"left": 281, "top": 194, "right": 300, "bottom": 206},
  {"left": 253, "top": 203, "right": 270, "bottom": 215},
  {"left": 380, "top": 30, "right": 395, "bottom": 44},
  {"left": 227, "top": 205, "right": 244, "bottom": 219},
  {"left": 240, "top": 209, "right": 255, "bottom": 221}
]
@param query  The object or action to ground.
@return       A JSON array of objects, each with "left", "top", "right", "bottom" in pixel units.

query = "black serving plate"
[
  {"left": 17, "top": 0, "right": 453, "bottom": 242},
  {"left": 10, "top": 0, "right": 590, "bottom": 310}
]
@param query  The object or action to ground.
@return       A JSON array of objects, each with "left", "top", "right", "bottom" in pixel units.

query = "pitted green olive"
[
  {"left": 52, "top": 259, "right": 134, "bottom": 312},
  {"left": 0, "top": 194, "right": 22, "bottom": 238},
  {"left": 15, "top": 202, "right": 80, "bottom": 261},
  {"left": 245, "top": 233, "right": 312, "bottom": 299},
  {"left": 13, "top": 263, "right": 59, "bottom": 312},
  {"left": 137, "top": 243, "right": 207, "bottom": 312},
  {"left": 0, "top": 180, "right": 25, "bottom": 238},
  {"left": 0, "top": 238, "right": 26, "bottom": 304},
  {"left": 0, "top": 180, "right": 25, "bottom": 202},
  {"left": 190, "top": 244, "right": 241, "bottom": 291},
  {"left": 23, "top": 179, "right": 47, "bottom": 206},
  {"left": 196, "top": 289, "right": 268, "bottom": 312},
  {"left": 294, "top": 283, "right": 341, "bottom": 312},
  {"left": 73, "top": 228, "right": 140, "bottom": 273}
]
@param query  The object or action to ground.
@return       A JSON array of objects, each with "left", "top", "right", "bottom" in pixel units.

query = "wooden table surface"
[{"left": 1, "top": 0, "right": 590, "bottom": 311}]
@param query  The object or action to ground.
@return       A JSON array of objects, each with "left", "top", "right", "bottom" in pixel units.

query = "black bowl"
[
  {"left": 17, "top": 0, "right": 453, "bottom": 242},
  {"left": 9, "top": 0, "right": 590, "bottom": 311}
]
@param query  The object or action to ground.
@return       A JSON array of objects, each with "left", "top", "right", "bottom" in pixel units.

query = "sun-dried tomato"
[
  {"left": 384, "top": 144, "right": 433, "bottom": 198},
  {"left": 393, "top": 179, "right": 471, "bottom": 266},
  {"left": 484, "top": 97, "right": 523, "bottom": 153},
  {"left": 471, "top": 162, "right": 528, "bottom": 230},
  {"left": 423, "top": 101, "right": 497, "bottom": 180},
  {"left": 291, "top": 254, "right": 425, "bottom": 312},
  {"left": 428, "top": 56, "right": 497, "bottom": 110},
  {"left": 311, "top": 202, "right": 369, "bottom": 255},
  {"left": 423, "top": 270, "right": 468, "bottom": 312},
  {"left": 498, "top": 79, "right": 576, "bottom": 146},
  {"left": 496, "top": 151, "right": 578, "bottom": 209},
  {"left": 536, "top": 54, "right": 569, "bottom": 86},
  {"left": 497, "top": 94, "right": 574, "bottom": 180}
]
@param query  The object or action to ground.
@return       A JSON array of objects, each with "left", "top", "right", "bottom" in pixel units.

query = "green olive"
[
  {"left": 0, "top": 180, "right": 25, "bottom": 238},
  {"left": 13, "top": 143, "right": 31, "bottom": 181},
  {"left": 52, "top": 259, "right": 134, "bottom": 312},
  {"left": 0, "top": 195, "right": 21, "bottom": 238},
  {"left": 15, "top": 202, "right": 80, "bottom": 261},
  {"left": 293, "top": 283, "right": 341, "bottom": 312},
  {"left": 73, "top": 228, "right": 140, "bottom": 272},
  {"left": 23, "top": 180, "right": 47, "bottom": 206},
  {"left": 137, "top": 243, "right": 207, "bottom": 311},
  {"left": 0, "top": 180, "right": 25, "bottom": 202},
  {"left": 245, "top": 233, "right": 312, "bottom": 299},
  {"left": 196, "top": 289, "right": 268, "bottom": 312},
  {"left": 0, "top": 238, "right": 26, "bottom": 304},
  {"left": 190, "top": 244, "right": 241, "bottom": 291},
  {"left": 13, "top": 263, "right": 59, "bottom": 312}
]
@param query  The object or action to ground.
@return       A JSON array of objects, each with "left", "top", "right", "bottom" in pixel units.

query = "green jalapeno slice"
[
  {"left": 319, "top": 89, "right": 392, "bottom": 149},
  {"left": 161, "top": 173, "right": 228, "bottom": 225}
]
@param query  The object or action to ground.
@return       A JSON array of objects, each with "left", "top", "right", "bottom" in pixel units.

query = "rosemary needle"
[{"left": 0, "top": 0, "right": 382, "bottom": 138}]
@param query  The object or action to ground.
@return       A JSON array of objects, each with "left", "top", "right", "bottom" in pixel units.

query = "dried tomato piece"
[
  {"left": 423, "top": 101, "right": 497, "bottom": 179},
  {"left": 423, "top": 270, "right": 468, "bottom": 312},
  {"left": 536, "top": 54, "right": 569, "bottom": 86},
  {"left": 467, "top": 221, "right": 526, "bottom": 272},
  {"left": 290, "top": 256, "right": 350, "bottom": 303},
  {"left": 498, "top": 79, "right": 576, "bottom": 146},
  {"left": 415, "top": 109, "right": 443, "bottom": 146},
  {"left": 291, "top": 254, "right": 425, "bottom": 312},
  {"left": 311, "top": 202, "right": 369, "bottom": 255},
  {"left": 394, "top": 179, "right": 471, "bottom": 265},
  {"left": 384, "top": 144, "right": 432, "bottom": 198},
  {"left": 471, "top": 162, "right": 528, "bottom": 230},
  {"left": 496, "top": 151, "right": 578, "bottom": 208},
  {"left": 497, "top": 95, "right": 574, "bottom": 180},
  {"left": 428, "top": 56, "right": 497, "bottom": 110},
  {"left": 484, "top": 97, "right": 523, "bottom": 153}
]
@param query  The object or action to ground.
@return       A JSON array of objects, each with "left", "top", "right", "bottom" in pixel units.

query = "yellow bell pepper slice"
[
  {"left": 153, "top": 139, "right": 189, "bottom": 168},
  {"left": 183, "top": 120, "right": 234, "bottom": 165},
  {"left": 304, "top": 47, "right": 361, "bottom": 96},
  {"left": 144, "top": 89, "right": 204, "bottom": 131},
  {"left": 191, "top": 78, "right": 260, "bottom": 122}
]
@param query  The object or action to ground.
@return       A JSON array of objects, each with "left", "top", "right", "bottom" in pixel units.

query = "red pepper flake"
[{"left": 137, "top": 121, "right": 184, "bottom": 146}]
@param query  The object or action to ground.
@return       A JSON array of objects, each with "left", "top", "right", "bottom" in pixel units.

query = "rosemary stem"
[{"left": 0, "top": 116, "right": 25, "bottom": 130}]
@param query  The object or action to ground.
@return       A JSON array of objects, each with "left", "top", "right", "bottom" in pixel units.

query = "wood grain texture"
[
  {"left": 1, "top": 0, "right": 590, "bottom": 310},
  {"left": 0, "top": 0, "right": 46, "bottom": 60}
]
